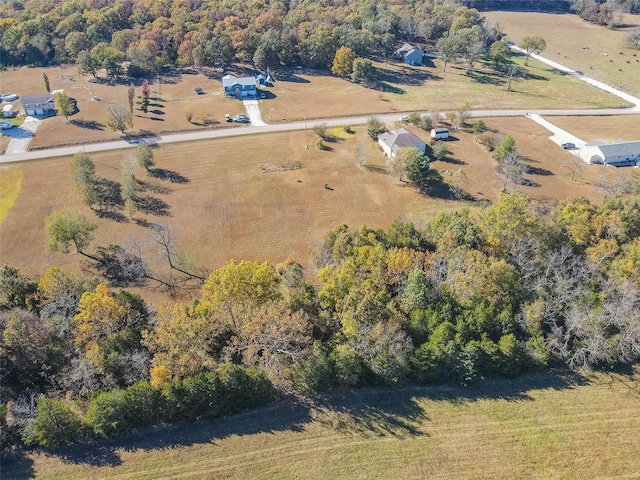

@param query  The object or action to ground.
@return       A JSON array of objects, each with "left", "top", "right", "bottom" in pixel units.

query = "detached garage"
[{"left": 21, "top": 94, "right": 56, "bottom": 116}]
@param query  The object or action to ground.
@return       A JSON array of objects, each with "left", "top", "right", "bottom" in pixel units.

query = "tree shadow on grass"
[
  {"left": 138, "top": 179, "right": 172, "bottom": 195},
  {"left": 150, "top": 168, "right": 190, "bottom": 183},
  {"left": 466, "top": 70, "right": 505, "bottom": 86},
  {"left": 433, "top": 156, "right": 467, "bottom": 166},
  {"left": 526, "top": 165, "right": 554, "bottom": 176},
  {"left": 29, "top": 370, "right": 587, "bottom": 469},
  {"left": 0, "top": 452, "right": 35, "bottom": 480},
  {"left": 134, "top": 195, "right": 171, "bottom": 216},
  {"left": 94, "top": 178, "right": 123, "bottom": 206},
  {"left": 377, "top": 82, "right": 406, "bottom": 95},
  {"left": 376, "top": 65, "right": 440, "bottom": 87},
  {"left": 313, "top": 388, "right": 428, "bottom": 438},
  {"left": 70, "top": 119, "right": 105, "bottom": 130}
]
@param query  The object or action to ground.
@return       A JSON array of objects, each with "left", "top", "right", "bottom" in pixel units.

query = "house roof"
[
  {"left": 397, "top": 43, "right": 424, "bottom": 58},
  {"left": 222, "top": 74, "right": 256, "bottom": 88},
  {"left": 21, "top": 94, "right": 53, "bottom": 105},
  {"left": 596, "top": 140, "right": 640, "bottom": 158},
  {"left": 379, "top": 127, "right": 426, "bottom": 154}
]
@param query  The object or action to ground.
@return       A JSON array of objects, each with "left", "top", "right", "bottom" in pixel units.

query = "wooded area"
[
  {"left": 1, "top": 0, "right": 633, "bottom": 73},
  {"left": 1, "top": 191, "right": 639, "bottom": 450}
]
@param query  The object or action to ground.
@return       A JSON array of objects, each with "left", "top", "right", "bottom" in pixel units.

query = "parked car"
[
  {"left": 225, "top": 114, "right": 232, "bottom": 122},
  {"left": 561, "top": 142, "right": 576, "bottom": 150},
  {"left": 194, "top": 86, "right": 203, "bottom": 94},
  {"left": 0, "top": 121, "right": 14, "bottom": 129},
  {"left": 1, "top": 94, "right": 18, "bottom": 102},
  {"left": 232, "top": 114, "right": 250, "bottom": 123},
  {"left": 399, "top": 115, "right": 409, "bottom": 122}
]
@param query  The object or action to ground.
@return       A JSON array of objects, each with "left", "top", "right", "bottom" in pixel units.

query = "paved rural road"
[{"left": 1, "top": 51, "right": 639, "bottom": 165}]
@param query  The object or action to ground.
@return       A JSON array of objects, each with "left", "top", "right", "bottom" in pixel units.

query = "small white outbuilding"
[
  {"left": 430, "top": 128, "right": 449, "bottom": 140},
  {"left": 2, "top": 104, "right": 15, "bottom": 117}
]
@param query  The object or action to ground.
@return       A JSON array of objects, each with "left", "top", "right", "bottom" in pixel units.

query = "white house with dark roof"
[
  {"left": 580, "top": 139, "right": 640, "bottom": 165},
  {"left": 396, "top": 43, "right": 425, "bottom": 66},
  {"left": 378, "top": 127, "right": 427, "bottom": 158},
  {"left": 21, "top": 94, "right": 55, "bottom": 116},
  {"left": 222, "top": 74, "right": 257, "bottom": 99}
]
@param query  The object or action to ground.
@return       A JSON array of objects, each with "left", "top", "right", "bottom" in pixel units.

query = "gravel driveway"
[
  {"left": 3, "top": 116, "right": 42, "bottom": 154},
  {"left": 242, "top": 99, "right": 266, "bottom": 126}
]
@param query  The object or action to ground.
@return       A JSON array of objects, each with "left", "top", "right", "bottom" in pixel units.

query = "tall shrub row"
[{"left": 25, "top": 365, "right": 275, "bottom": 446}]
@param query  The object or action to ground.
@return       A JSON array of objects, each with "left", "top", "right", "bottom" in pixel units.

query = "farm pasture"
[
  {"left": 0, "top": 118, "right": 628, "bottom": 307},
  {"left": 0, "top": 47, "right": 626, "bottom": 152},
  {"left": 485, "top": 11, "right": 640, "bottom": 97},
  {"left": 7, "top": 369, "right": 640, "bottom": 480}
]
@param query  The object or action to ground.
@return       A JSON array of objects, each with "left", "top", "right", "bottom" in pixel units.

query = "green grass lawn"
[
  {"left": 6, "top": 369, "right": 640, "bottom": 480},
  {"left": 0, "top": 168, "right": 23, "bottom": 225}
]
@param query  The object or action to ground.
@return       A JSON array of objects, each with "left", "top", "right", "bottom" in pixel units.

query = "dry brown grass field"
[
  {"left": 0, "top": 45, "right": 626, "bottom": 151},
  {"left": 485, "top": 11, "right": 640, "bottom": 97},
  {"left": 0, "top": 118, "right": 626, "bottom": 307},
  {"left": 545, "top": 114, "right": 640, "bottom": 143},
  {"left": 4, "top": 369, "right": 639, "bottom": 480}
]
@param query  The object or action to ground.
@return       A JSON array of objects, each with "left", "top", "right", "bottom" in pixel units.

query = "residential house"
[
  {"left": 580, "top": 139, "right": 640, "bottom": 165},
  {"left": 21, "top": 94, "right": 55, "bottom": 116},
  {"left": 222, "top": 74, "right": 257, "bottom": 99},
  {"left": 396, "top": 43, "right": 425, "bottom": 66},
  {"left": 378, "top": 127, "right": 427, "bottom": 158}
]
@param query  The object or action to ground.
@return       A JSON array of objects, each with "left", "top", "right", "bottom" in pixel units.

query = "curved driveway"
[{"left": 1, "top": 51, "right": 639, "bottom": 165}]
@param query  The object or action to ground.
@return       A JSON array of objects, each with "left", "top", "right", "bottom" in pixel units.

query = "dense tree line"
[
  {"left": 2, "top": 191, "right": 639, "bottom": 450},
  {"left": 0, "top": 0, "right": 504, "bottom": 73}
]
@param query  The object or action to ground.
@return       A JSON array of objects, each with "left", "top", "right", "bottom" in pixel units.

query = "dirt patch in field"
[{"left": 260, "top": 161, "right": 302, "bottom": 173}]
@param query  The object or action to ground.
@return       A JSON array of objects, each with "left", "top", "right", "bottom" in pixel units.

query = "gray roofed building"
[
  {"left": 580, "top": 139, "right": 640, "bottom": 165},
  {"left": 396, "top": 43, "right": 425, "bottom": 66},
  {"left": 378, "top": 127, "right": 427, "bottom": 158},
  {"left": 21, "top": 94, "right": 56, "bottom": 116}
]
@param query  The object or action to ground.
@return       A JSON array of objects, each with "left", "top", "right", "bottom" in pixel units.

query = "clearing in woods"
[{"left": 6, "top": 369, "right": 639, "bottom": 480}]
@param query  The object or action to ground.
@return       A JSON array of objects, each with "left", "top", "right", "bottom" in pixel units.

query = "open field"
[
  {"left": 0, "top": 44, "right": 627, "bottom": 151},
  {"left": 544, "top": 114, "right": 640, "bottom": 143},
  {"left": 0, "top": 118, "right": 627, "bottom": 306},
  {"left": 485, "top": 11, "right": 640, "bottom": 97},
  {"left": 263, "top": 55, "right": 624, "bottom": 126},
  {"left": 4, "top": 368, "right": 639, "bottom": 480}
]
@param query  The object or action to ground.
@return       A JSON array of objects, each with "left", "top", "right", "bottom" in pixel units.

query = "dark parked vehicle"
[{"left": 561, "top": 142, "right": 576, "bottom": 150}]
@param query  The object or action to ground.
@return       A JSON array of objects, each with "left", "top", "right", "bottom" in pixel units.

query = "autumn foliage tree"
[{"left": 331, "top": 46, "right": 356, "bottom": 77}]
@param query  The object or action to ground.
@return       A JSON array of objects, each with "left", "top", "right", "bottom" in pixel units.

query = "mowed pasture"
[
  {"left": 0, "top": 118, "right": 626, "bottom": 307},
  {"left": 545, "top": 114, "right": 640, "bottom": 143},
  {"left": 0, "top": 40, "right": 626, "bottom": 151},
  {"left": 485, "top": 11, "right": 640, "bottom": 97},
  {"left": 6, "top": 369, "right": 640, "bottom": 480}
]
